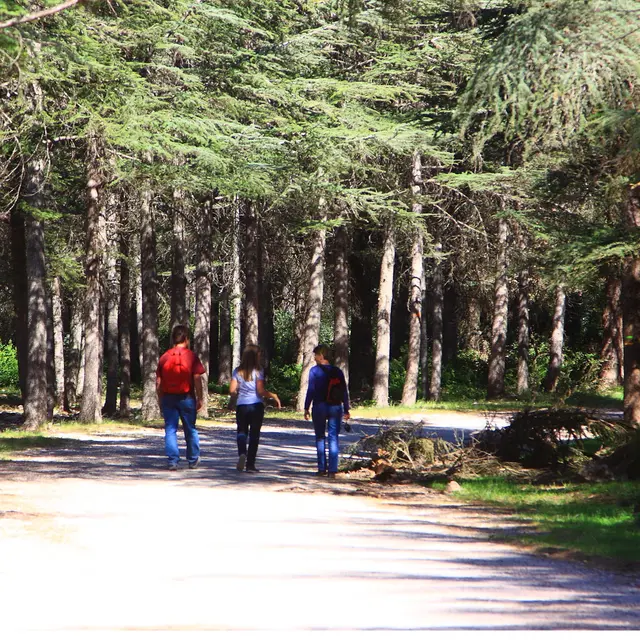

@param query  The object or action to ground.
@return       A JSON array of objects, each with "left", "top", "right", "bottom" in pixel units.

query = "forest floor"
[{"left": 0, "top": 411, "right": 639, "bottom": 631}]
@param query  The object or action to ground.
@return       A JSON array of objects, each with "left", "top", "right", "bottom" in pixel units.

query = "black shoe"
[
  {"left": 316, "top": 470, "right": 327, "bottom": 476},
  {"left": 188, "top": 458, "right": 201, "bottom": 469},
  {"left": 246, "top": 466, "right": 259, "bottom": 473},
  {"left": 327, "top": 472, "right": 337, "bottom": 479}
]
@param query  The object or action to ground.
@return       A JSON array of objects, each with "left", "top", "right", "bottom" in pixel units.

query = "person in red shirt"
[{"left": 156, "top": 324, "right": 206, "bottom": 470}]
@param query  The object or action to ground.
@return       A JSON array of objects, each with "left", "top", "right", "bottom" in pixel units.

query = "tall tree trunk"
[
  {"left": 402, "top": 152, "right": 424, "bottom": 405},
  {"left": 296, "top": 217, "right": 327, "bottom": 412},
  {"left": 259, "top": 242, "right": 274, "bottom": 373},
  {"left": 429, "top": 242, "right": 444, "bottom": 402},
  {"left": 461, "top": 293, "right": 483, "bottom": 352},
  {"left": 140, "top": 190, "right": 161, "bottom": 421},
  {"left": 542, "top": 284, "right": 567, "bottom": 393},
  {"left": 65, "top": 295, "right": 83, "bottom": 410},
  {"left": 102, "top": 194, "right": 119, "bottom": 416},
  {"left": 22, "top": 163, "right": 50, "bottom": 428},
  {"left": 420, "top": 286, "right": 429, "bottom": 400},
  {"left": 209, "top": 285, "right": 220, "bottom": 384},
  {"left": 333, "top": 225, "right": 350, "bottom": 381},
  {"left": 134, "top": 236, "right": 144, "bottom": 377},
  {"left": 231, "top": 201, "right": 242, "bottom": 370},
  {"left": 51, "top": 275, "right": 65, "bottom": 409},
  {"left": 295, "top": 291, "right": 306, "bottom": 366},
  {"left": 10, "top": 208, "right": 28, "bottom": 400},
  {"left": 118, "top": 225, "right": 131, "bottom": 417},
  {"left": 79, "top": 137, "right": 105, "bottom": 423},
  {"left": 218, "top": 285, "right": 232, "bottom": 384},
  {"left": 171, "top": 196, "right": 188, "bottom": 328},
  {"left": 372, "top": 221, "right": 396, "bottom": 407},
  {"left": 516, "top": 267, "right": 530, "bottom": 396},
  {"left": 194, "top": 203, "right": 213, "bottom": 417},
  {"left": 242, "top": 201, "right": 260, "bottom": 346},
  {"left": 45, "top": 282, "right": 56, "bottom": 418},
  {"left": 599, "top": 272, "right": 624, "bottom": 389},
  {"left": 623, "top": 186, "right": 640, "bottom": 425},
  {"left": 487, "top": 217, "right": 509, "bottom": 399}
]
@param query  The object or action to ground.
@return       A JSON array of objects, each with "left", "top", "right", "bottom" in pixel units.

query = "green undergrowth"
[{"left": 431, "top": 476, "right": 640, "bottom": 567}]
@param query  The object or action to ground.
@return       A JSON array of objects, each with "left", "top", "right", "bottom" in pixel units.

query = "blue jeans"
[
  {"left": 312, "top": 402, "right": 343, "bottom": 473},
  {"left": 161, "top": 394, "right": 200, "bottom": 465},
  {"left": 236, "top": 402, "right": 264, "bottom": 468}
]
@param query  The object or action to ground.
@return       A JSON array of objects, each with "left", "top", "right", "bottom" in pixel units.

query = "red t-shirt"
[{"left": 157, "top": 346, "right": 206, "bottom": 395}]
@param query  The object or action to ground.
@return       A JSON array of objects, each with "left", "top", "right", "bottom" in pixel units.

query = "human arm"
[
  {"left": 341, "top": 369, "right": 350, "bottom": 420},
  {"left": 156, "top": 374, "right": 163, "bottom": 404},
  {"left": 256, "top": 379, "right": 281, "bottom": 409},
  {"left": 228, "top": 376, "right": 239, "bottom": 409},
  {"left": 193, "top": 374, "right": 204, "bottom": 412},
  {"left": 303, "top": 368, "right": 315, "bottom": 420}
]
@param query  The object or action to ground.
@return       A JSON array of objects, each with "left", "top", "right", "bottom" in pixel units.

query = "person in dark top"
[
  {"left": 156, "top": 324, "right": 206, "bottom": 471},
  {"left": 303, "top": 344, "right": 350, "bottom": 478}
]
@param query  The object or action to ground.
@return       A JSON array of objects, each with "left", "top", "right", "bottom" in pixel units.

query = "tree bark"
[
  {"left": 599, "top": 272, "right": 624, "bottom": 389},
  {"left": 259, "top": 242, "right": 275, "bottom": 373},
  {"left": 623, "top": 185, "right": 640, "bottom": 424},
  {"left": 51, "top": 275, "right": 65, "bottom": 409},
  {"left": 542, "top": 284, "right": 567, "bottom": 393},
  {"left": 194, "top": 203, "right": 213, "bottom": 417},
  {"left": 134, "top": 236, "right": 144, "bottom": 378},
  {"left": 22, "top": 155, "right": 50, "bottom": 429},
  {"left": 218, "top": 285, "right": 232, "bottom": 384},
  {"left": 333, "top": 225, "right": 350, "bottom": 382},
  {"left": 296, "top": 216, "right": 327, "bottom": 412},
  {"left": 372, "top": 221, "right": 396, "bottom": 407},
  {"left": 295, "top": 291, "right": 306, "bottom": 366},
  {"left": 102, "top": 194, "right": 119, "bottom": 416},
  {"left": 420, "top": 286, "right": 429, "bottom": 400},
  {"left": 79, "top": 137, "right": 105, "bottom": 423},
  {"left": 140, "top": 190, "right": 161, "bottom": 421},
  {"left": 402, "top": 152, "right": 424, "bottom": 405},
  {"left": 209, "top": 284, "right": 220, "bottom": 384},
  {"left": 118, "top": 225, "right": 131, "bottom": 417},
  {"left": 10, "top": 207, "right": 28, "bottom": 399},
  {"left": 171, "top": 195, "right": 188, "bottom": 328},
  {"left": 64, "top": 295, "right": 83, "bottom": 410},
  {"left": 231, "top": 201, "right": 242, "bottom": 370},
  {"left": 516, "top": 268, "right": 530, "bottom": 396},
  {"left": 487, "top": 217, "right": 509, "bottom": 399},
  {"left": 242, "top": 201, "right": 260, "bottom": 347},
  {"left": 429, "top": 242, "right": 444, "bottom": 402}
]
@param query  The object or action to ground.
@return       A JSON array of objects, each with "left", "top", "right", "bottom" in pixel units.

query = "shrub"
[
  {"left": 0, "top": 342, "right": 19, "bottom": 387},
  {"left": 441, "top": 350, "right": 488, "bottom": 400}
]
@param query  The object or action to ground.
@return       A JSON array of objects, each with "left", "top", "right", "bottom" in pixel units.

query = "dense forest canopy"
[{"left": 0, "top": 0, "right": 639, "bottom": 427}]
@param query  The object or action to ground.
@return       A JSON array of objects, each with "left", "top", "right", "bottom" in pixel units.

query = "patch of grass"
[
  {"left": 0, "top": 431, "right": 78, "bottom": 459},
  {"left": 444, "top": 476, "right": 640, "bottom": 566}
]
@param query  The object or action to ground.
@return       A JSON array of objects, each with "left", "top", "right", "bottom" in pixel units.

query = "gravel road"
[{"left": 0, "top": 413, "right": 638, "bottom": 631}]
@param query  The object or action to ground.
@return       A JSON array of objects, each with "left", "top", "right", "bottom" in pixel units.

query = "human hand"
[
  {"left": 344, "top": 412, "right": 350, "bottom": 421},
  {"left": 304, "top": 410, "right": 310, "bottom": 421},
  {"left": 196, "top": 399, "right": 203, "bottom": 412}
]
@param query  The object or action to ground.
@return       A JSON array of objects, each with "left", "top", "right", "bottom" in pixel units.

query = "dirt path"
[{"left": 1, "top": 416, "right": 639, "bottom": 631}]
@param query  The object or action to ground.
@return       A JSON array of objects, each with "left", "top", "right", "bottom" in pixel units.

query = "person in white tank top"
[{"left": 229, "top": 345, "right": 281, "bottom": 472}]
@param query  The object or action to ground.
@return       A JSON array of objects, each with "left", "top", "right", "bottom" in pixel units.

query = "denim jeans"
[
  {"left": 312, "top": 402, "right": 343, "bottom": 474},
  {"left": 236, "top": 402, "right": 264, "bottom": 468},
  {"left": 161, "top": 394, "right": 200, "bottom": 465}
]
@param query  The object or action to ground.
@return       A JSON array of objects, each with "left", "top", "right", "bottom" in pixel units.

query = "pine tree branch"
[{"left": 0, "top": 0, "right": 85, "bottom": 30}]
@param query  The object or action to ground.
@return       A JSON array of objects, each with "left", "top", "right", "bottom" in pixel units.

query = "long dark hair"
[{"left": 238, "top": 344, "right": 262, "bottom": 381}]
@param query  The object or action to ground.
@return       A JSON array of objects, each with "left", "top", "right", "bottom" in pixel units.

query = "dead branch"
[{"left": 0, "top": 0, "right": 85, "bottom": 30}]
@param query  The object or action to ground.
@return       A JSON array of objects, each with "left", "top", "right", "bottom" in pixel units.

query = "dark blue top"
[{"left": 304, "top": 364, "right": 350, "bottom": 412}]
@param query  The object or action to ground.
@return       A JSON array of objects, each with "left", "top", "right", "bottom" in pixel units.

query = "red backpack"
[{"left": 161, "top": 348, "right": 192, "bottom": 394}]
